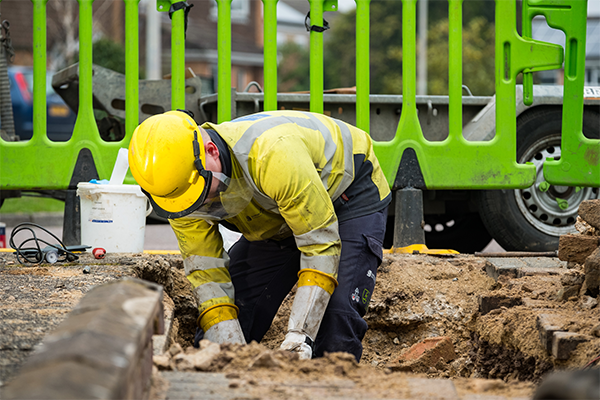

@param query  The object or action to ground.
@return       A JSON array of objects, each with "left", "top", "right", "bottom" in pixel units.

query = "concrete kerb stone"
[
  {"left": 3, "top": 278, "right": 164, "bottom": 400},
  {"left": 153, "top": 294, "right": 175, "bottom": 356}
]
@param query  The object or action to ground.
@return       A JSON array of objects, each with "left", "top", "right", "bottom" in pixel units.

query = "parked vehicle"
[
  {"left": 202, "top": 86, "right": 600, "bottom": 253},
  {"left": 1, "top": 66, "right": 76, "bottom": 141}
]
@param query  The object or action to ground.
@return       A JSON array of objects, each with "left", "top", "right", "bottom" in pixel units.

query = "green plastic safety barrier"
[
  {"left": 371, "top": 0, "right": 569, "bottom": 190},
  {"left": 0, "top": 0, "right": 188, "bottom": 190},
  {"left": 522, "top": 0, "right": 600, "bottom": 187},
  {"left": 0, "top": 0, "right": 593, "bottom": 194}
]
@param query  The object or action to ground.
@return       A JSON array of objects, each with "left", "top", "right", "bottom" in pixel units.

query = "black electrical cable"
[{"left": 9, "top": 222, "right": 78, "bottom": 264}]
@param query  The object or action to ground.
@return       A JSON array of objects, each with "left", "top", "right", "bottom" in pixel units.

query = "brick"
[
  {"left": 558, "top": 234, "right": 599, "bottom": 264},
  {"left": 407, "top": 377, "right": 459, "bottom": 400},
  {"left": 552, "top": 332, "right": 590, "bottom": 360},
  {"left": 479, "top": 295, "right": 522, "bottom": 315},
  {"left": 395, "top": 336, "right": 457, "bottom": 372},
  {"left": 579, "top": 199, "right": 600, "bottom": 230},
  {"left": 584, "top": 247, "right": 600, "bottom": 297},
  {"left": 536, "top": 314, "right": 564, "bottom": 353}
]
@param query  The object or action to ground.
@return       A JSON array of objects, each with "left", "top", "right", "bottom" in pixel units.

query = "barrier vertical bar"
[
  {"left": 355, "top": 0, "right": 370, "bottom": 133},
  {"left": 391, "top": 0, "right": 425, "bottom": 249},
  {"left": 448, "top": 0, "right": 462, "bottom": 139},
  {"left": 308, "top": 0, "right": 324, "bottom": 114},
  {"left": 73, "top": 0, "right": 98, "bottom": 141},
  {"left": 401, "top": 0, "right": 417, "bottom": 120},
  {"left": 263, "top": 0, "right": 278, "bottom": 111},
  {"left": 31, "top": 0, "right": 47, "bottom": 143},
  {"left": 170, "top": 0, "right": 185, "bottom": 110},
  {"left": 217, "top": 0, "right": 232, "bottom": 122},
  {"left": 124, "top": 0, "right": 140, "bottom": 138}
]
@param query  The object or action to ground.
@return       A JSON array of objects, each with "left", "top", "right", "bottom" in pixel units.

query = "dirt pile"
[
  {"left": 139, "top": 246, "right": 599, "bottom": 399},
  {"left": 150, "top": 335, "right": 536, "bottom": 399}
]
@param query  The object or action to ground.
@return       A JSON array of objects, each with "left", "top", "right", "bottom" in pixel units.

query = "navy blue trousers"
[{"left": 196, "top": 208, "right": 387, "bottom": 361}]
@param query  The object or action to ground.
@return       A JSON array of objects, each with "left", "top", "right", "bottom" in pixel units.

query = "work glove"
[
  {"left": 199, "top": 304, "right": 246, "bottom": 345},
  {"left": 204, "top": 318, "right": 246, "bottom": 344},
  {"left": 280, "top": 269, "right": 336, "bottom": 359}
]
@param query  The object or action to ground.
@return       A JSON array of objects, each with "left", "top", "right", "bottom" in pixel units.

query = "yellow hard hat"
[{"left": 128, "top": 110, "right": 213, "bottom": 219}]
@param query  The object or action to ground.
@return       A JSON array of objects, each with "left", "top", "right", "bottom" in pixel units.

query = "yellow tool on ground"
[{"left": 384, "top": 244, "right": 459, "bottom": 255}]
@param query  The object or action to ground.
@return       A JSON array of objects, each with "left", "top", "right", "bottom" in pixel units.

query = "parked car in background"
[{"left": 1, "top": 66, "right": 76, "bottom": 141}]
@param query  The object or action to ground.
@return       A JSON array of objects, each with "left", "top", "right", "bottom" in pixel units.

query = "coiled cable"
[{"left": 9, "top": 222, "right": 78, "bottom": 264}]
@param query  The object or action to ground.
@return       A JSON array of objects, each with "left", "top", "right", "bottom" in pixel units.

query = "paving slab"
[
  {"left": 407, "top": 377, "right": 459, "bottom": 400},
  {"left": 484, "top": 257, "right": 565, "bottom": 281},
  {"left": 163, "top": 371, "right": 470, "bottom": 400}
]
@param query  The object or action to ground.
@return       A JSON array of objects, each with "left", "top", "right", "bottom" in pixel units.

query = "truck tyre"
[
  {"left": 383, "top": 212, "right": 492, "bottom": 253},
  {"left": 424, "top": 212, "right": 492, "bottom": 253},
  {"left": 477, "top": 107, "right": 599, "bottom": 251}
]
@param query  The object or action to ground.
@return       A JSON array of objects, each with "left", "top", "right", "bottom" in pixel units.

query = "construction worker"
[{"left": 129, "top": 110, "right": 391, "bottom": 361}]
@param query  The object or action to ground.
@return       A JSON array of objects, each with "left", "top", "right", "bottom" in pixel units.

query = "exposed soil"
[
  {"left": 3, "top": 245, "right": 600, "bottom": 398},
  {"left": 142, "top": 251, "right": 600, "bottom": 399}
]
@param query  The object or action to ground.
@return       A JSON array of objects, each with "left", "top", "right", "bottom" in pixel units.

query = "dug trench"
[{"left": 134, "top": 251, "right": 600, "bottom": 399}]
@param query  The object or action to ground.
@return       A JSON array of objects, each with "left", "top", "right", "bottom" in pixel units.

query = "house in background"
[
  {"left": 158, "top": 0, "right": 265, "bottom": 94},
  {"left": 1, "top": 0, "right": 354, "bottom": 96},
  {"left": 1, "top": 0, "right": 126, "bottom": 70}
]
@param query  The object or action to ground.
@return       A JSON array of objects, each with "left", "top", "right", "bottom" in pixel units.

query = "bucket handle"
[{"left": 145, "top": 198, "right": 153, "bottom": 217}]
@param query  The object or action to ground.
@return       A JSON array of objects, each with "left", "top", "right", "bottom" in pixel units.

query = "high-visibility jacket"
[{"left": 169, "top": 111, "right": 391, "bottom": 316}]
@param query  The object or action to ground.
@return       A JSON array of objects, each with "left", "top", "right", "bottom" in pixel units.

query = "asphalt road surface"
[{"left": 3, "top": 222, "right": 504, "bottom": 253}]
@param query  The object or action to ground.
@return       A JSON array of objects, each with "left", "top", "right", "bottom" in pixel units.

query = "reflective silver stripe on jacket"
[
  {"left": 295, "top": 221, "right": 340, "bottom": 277},
  {"left": 294, "top": 220, "right": 340, "bottom": 248},
  {"left": 192, "top": 282, "right": 235, "bottom": 305},
  {"left": 184, "top": 254, "right": 229, "bottom": 276},
  {"left": 231, "top": 112, "right": 354, "bottom": 212},
  {"left": 300, "top": 254, "right": 339, "bottom": 277},
  {"left": 185, "top": 254, "right": 235, "bottom": 305}
]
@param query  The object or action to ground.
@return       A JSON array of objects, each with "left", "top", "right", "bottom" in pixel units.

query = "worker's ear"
[{"left": 204, "top": 141, "right": 219, "bottom": 159}]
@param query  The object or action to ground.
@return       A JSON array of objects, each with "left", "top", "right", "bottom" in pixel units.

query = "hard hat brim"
[{"left": 143, "top": 173, "right": 212, "bottom": 220}]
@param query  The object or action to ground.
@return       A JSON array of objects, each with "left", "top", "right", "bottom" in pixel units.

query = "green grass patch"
[{"left": 0, "top": 196, "right": 64, "bottom": 214}]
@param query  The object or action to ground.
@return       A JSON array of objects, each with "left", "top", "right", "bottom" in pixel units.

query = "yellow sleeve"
[{"left": 169, "top": 218, "right": 235, "bottom": 315}]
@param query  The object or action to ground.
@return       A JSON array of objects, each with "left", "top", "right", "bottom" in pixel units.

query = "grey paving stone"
[
  {"left": 485, "top": 258, "right": 526, "bottom": 281},
  {"left": 407, "top": 377, "right": 459, "bottom": 400}
]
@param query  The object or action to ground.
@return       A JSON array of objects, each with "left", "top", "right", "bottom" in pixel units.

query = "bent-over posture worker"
[{"left": 129, "top": 110, "right": 391, "bottom": 361}]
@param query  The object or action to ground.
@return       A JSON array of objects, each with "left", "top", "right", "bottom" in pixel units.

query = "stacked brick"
[{"left": 558, "top": 199, "right": 600, "bottom": 298}]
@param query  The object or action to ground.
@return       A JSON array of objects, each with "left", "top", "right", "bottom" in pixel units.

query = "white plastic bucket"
[{"left": 77, "top": 183, "right": 152, "bottom": 253}]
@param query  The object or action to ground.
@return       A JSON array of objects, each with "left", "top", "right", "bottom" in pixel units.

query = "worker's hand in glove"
[
  {"left": 200, "top": 305, "right": 246, "bottom": 345},
  {"left": 280, "top": 331, "right": 313, "bottom": 359},
  {"left": 279, "top": 269, "right": 336, "bottom": 359}
]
